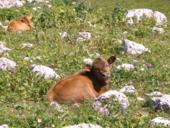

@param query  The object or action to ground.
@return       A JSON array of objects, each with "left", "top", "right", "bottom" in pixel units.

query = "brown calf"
[
  {"left": 8, "top": 15, "right": 34, "bottom": 32},
  {"left": 47, "top": 55, "right": 116, "bottom": 104}
]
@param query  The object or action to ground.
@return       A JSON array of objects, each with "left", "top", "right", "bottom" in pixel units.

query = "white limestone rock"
[
  {"left": 63, "top": 123, "right": 102, "bottom": 128},
  {"left": 122, "top": 39, "right": 149, "bottom": 55},
  {"left": 126, "top": 9, "right": 154, "bottom": 25},
  {"left": 126, "top": 9, "right": 167, "bottom": 26},
  {"left": 0, "top": 57, "right": 16, "bottom": 71},
  {"left": 153, "top": 11, "right": 167, "bottom": 26},
  {"left": 147, "top": 92, "right": 170, "bottom": 111},
  {"left": 151, "top": 117, "right": 170, "bottom": 127},
  {"left": 120, "top": 85, "right": 136, "bottom": 94},
  {"left": 97, "top": 90, "right": 129, "bottom": 109},
  {"left": 116, "top": 64, "right": 135, "bottom": 71},
  {"left": 0, "top": 42, "right": 11, "bottom": 55},
  {"left": 77, "top": 32, "right": 91, "bottom": 42},
  {"left": 0, "top": 124, "right": 8, "bottom": 128},
  {"left": 0, "top": 0, "right": 24, "bottom": 8},
  {"left": 92, "top": 100, "right": 109, "bottom": 115},
  {"left": 31, "top": 64, "right": 60, "bottom": 80},
  {"left": 151, "top": 94, "right": 170, "bottom": 110},
  {"left": 152, "top": 27, "right": 165, "bottom": 34},
  {"left": 93, "top": 90, "right": 130, "bottom": 115}
]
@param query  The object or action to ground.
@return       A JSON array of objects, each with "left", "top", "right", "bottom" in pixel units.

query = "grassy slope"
[{"left": 0, "top": 0, "right": 170, "bottom": 127}]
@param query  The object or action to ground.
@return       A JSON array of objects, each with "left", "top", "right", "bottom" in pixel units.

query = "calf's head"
[
  {"left": 20, "top": 15, "right": 34, "bottom": 28},
  {"left": 87, "top": 55, "right": 116, "bottom": 84}
]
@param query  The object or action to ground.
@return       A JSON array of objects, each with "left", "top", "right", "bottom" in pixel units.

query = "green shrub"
[{"left": 112, "top": 5, "right": 127, "bottom": 24}]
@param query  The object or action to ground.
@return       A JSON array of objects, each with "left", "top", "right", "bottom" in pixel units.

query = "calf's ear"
[
  {"left": 83, "top": 65, "right": 92, "bottom": 72},
  {"left": 107, "top": 55, "right": 116, "bottom": 65}
]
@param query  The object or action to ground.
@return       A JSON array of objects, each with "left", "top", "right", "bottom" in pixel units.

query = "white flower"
[
  {"left": 137, "top": 97, "right": 145, "bottom": 102},
  {"left": 97, "top": 90, "right": 129, "bottom": 109},
  {"left": 21, "top": 43, "right": 33, "bottom": 49},
  {"left": 116, "top": 64, "right": 135, "bottom": 71},
  {"left": 59, "top": 32, "right": 68, "bottom": 39},
  {"left": 83, "top": 58, "right": 93, "bottom": 66},
  {"left": 123, "top": 31, "right": 128, "bottom": 35},
  {"left": 35, "top": 56, "right": 41, "bottom": 60},
  {"left": 23, "top": 57, "right": 33, "bottom": 62},
  {"left": 33, "top": 7, "right": 37, "bottom": 11},
  {"left": 47, "top": 4, "right": 52, "bottom": 8},
  {"left": 140, "top": 68, "right": 145, "bottom": 71},
  {"left": 37, "top": 118, "right": 42, "bottom": 123},
  {"left": 45, "top": 0, "right": 49, "bottom": 3},
  {"left": 51, "top": 124, "right": 55, "bottom": 128}
]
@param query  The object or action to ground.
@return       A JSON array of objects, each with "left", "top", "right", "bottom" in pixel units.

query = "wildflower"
[
  {"left": 146, "top": 63, "right": 153, "bottom": 68},
  {"left": 37, "top": 118, "right": 42, "bottom": 123}
]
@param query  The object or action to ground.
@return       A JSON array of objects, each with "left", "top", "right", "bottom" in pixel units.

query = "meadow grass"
[{"left": 0, "top": 0, "right": 170, "bottom": 127}]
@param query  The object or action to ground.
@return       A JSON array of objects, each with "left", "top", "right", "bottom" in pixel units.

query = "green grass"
[{"left": 0, "top": 0, "right": 170, "bottom": 127}]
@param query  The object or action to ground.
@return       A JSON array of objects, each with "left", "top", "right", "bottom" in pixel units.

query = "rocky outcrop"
[
  {"left": 93, "top": 90, "right": 129, "bottom": 115},
  {"left": 126, "top": 9, "right": 167, "bottom": 26}
]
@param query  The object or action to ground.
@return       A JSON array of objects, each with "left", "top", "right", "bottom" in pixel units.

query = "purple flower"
[{"left": 146, "top": 63, "right": 153, "bottom": 68}]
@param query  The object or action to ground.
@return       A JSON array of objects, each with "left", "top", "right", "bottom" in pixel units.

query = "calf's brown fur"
[
  {"left": 47, "top": 56, "right": 116, "bottom": 104},
  {"left": 8, "top": 15, "right": 34, "bottom": 32}
]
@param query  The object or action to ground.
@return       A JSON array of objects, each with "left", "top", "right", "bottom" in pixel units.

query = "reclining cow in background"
[{"left": 8, "top": 15, "right": 34, "bottom": 32}]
